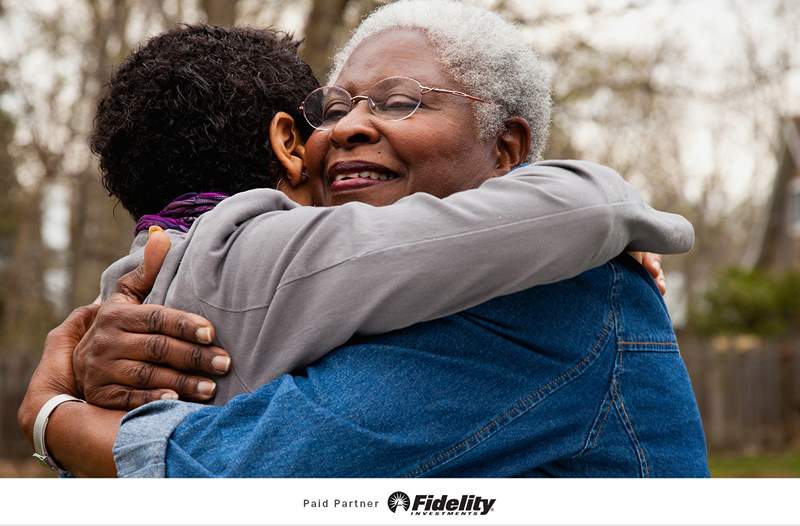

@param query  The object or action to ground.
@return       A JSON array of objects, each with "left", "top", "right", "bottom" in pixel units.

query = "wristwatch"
[{"left": 32, "top": 394, "right": 86, "bottom": 471}]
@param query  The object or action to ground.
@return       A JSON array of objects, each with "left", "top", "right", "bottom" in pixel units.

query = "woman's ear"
[
  {"left": 493, "top": 117, "right": 532, "bottom": 174},
  {"left": 269, "top": 111, "right": 312, "bottom": 204}
]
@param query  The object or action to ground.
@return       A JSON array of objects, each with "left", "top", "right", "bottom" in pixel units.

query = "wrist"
[
  {"left": 31, "top": 394, "right": 86, "bottom": 472},
  {"left": 18, "top": 390, "right": 56, "bottom": 446}
]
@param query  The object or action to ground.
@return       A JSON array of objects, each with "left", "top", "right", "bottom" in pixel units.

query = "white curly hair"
[{"left": 328, "top": 0, "right": 552, "bottom": 161}]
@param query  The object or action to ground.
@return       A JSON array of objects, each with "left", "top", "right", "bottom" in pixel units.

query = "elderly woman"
[{"left": 19, "top": 1, "right": 707, "bottom": 477}]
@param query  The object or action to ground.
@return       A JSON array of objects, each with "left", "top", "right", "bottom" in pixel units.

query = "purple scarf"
[{"left": 135, "top": 192, "right": 229, "bottom": 234}]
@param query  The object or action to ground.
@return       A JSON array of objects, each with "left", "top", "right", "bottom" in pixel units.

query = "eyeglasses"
[{"left": 299, "top": 76, "right": 487, "bottom": 131}]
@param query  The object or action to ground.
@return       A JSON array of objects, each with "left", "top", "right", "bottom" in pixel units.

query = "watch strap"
[{"left": 32, "top": 394, "right": 86, "bottom": 471}]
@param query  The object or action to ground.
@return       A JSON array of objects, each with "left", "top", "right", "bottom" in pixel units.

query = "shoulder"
[{"left": 609, "top": 255, "right": 678, "bottom": 348}]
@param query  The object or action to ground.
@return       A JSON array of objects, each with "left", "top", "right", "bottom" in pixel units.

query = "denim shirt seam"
[
  {"left": 574, "top": 261, "right": 621, "bottom": 458},
  {"left": 401, "top": 297, "right": 616, "bottom": 478},
  {"left": 610, "top": 353, "right": 652, "bottom": 477},
  {"left": 607, "top": 264, "right": 651, "bottom": 477},
  {"left": 573, "top": 387, "right": 614, "bottom": 457}
]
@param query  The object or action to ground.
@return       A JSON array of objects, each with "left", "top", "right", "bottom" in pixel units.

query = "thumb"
[
  {"left": 143, "top": 226, "right": 172, "bottom": 285},
  {"left": 112, "top": 227, "right": 172, "bottom": 304}
]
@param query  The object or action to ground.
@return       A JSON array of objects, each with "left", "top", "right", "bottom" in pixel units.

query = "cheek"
[
  {"left": 303, "top": 132, "right": 329, "bottom": 177},
  {"left": 401, "top": 119, "right": 493, "bottom": 195}
]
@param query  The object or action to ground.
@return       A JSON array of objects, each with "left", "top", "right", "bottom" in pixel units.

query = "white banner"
[{"left": 2, "top": 478, "right": 799, "bottom": 525}]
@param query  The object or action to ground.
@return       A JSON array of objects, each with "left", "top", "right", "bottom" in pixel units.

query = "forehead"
[{"left": 334, "top": 29, "right": 456, "bottom": 91}]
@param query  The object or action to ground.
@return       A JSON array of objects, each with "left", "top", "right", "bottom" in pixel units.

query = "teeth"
[{"left": 333, "top": 171, "right": 394, "bottom": 182}]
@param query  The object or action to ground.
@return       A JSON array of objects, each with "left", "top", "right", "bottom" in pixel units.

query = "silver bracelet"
[{"left": 32, "top": 394, "right": 86, "bottom": 471}]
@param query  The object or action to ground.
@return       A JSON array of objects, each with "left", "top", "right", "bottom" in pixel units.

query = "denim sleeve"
[{"left": 113, "top": 400, "right": 204, "bottom": 478}]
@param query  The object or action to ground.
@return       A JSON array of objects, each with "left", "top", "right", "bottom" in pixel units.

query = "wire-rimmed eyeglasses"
[{"left": 299, "top": 76, "right": 487, "bottom": 131}]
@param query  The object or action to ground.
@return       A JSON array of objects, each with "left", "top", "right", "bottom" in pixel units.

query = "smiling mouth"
[{"left": 327, "top": 162, "right": 401, "bottom": 193}]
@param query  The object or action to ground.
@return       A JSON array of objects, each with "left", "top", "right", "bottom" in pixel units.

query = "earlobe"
[{"left": 494, "top": 117, "right": 532, "bottom": 172}]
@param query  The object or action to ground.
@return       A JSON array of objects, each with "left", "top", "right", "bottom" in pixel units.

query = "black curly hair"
[{"left": 91, "top": 24, "right": 320, "bottom": 219}]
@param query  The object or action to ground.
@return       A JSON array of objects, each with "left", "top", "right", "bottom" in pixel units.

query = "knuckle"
[
  {"left": 175, "top": 317, "right": 189, "bottom": 339},
  {"left": 103, "top": 387, "right": 128, "bottom": 410},
  {"left": 132, "top": 363, "right": 155, "bottom": 388},
  {"left": 140, "top": 391, "right": 154, "bottom": 406},
  {"left": 118, "top": 267, "right": 144, "bottom": 295},
  {"left": 146, "top": 309, "right": 164, "bottom": 333},
  {"left": 124, "top": 389, "right": 135, "bottom": 409},
  {"left": 144, "top": 335, "right": 168, "bottom": 362},
  {"left": 190, "top": 345, "right": 203, "bottom": 370},
  {"left": 173, "top": 374, "right": 190, "bottom": 395},
  {"left": 82, "top": 353, "right": 101, "bottom": 376},
  {"left": 96, "top": 305, "right": 120, "bottom": 329}
]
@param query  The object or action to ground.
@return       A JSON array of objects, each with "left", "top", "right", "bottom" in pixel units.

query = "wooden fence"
[
  {"left": 680, "top": 335, "right": 800, "bottom": 453},
  {"left": 0, "top": 352, "right": 38, "bottom": 458},
  {"left": 0, "top": 337, "right": 799, "bottom": 459}
]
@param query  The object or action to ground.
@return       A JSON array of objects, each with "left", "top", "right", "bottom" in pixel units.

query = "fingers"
[
  {"left": 131, "top": 332, "right": 230, "bottom": 375},
  {"left": 143, "top": 227, "right": 172, "bottom": 285},
  {"left": 642, "top": 253, "right": 663, "bottom": 280},
  {"left": 111, "top": 228, "right": 172, "bottom": 305},
  {"left": 112, "top": 360, "right": 217, "bottom": 402},
  {"left": 656, "top": 268, "right": 667, "bottom": 296},
  {"left": 642, "top": 253, "right": 667, "bottom": 296},
  {"left": 628, "top": 251, "right": 645, "bottom": 265},
  {"left": 89, "top": 385, "right": 183, "bottom": 411},
  {"left": 98, "top": 303, "right": 215, "bottom": 344}
]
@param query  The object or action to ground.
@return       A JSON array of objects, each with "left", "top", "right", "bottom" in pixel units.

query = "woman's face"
[{"left": 304, "top": 30, "right": 500, "bottom": 207}]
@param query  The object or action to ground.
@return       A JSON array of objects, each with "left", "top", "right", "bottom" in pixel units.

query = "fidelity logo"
[{"left": 387, "top": 491, "right": 496, "bottom": 516}]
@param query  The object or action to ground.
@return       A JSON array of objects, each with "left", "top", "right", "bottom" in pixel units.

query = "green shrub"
[{"left": 690, "top": 268, "right": 800, "bottom": 336}]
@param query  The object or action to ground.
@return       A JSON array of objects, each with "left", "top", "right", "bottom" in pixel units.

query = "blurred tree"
[
  {"left": 501, "top": 0, "right": 800, "bottom": 314},
  {"left": 0, "top": 106, "right": 55, "bottom": 352},
  {"left": 299, "top": 0, "right": 381, "bottom": 80},
  {"left": 64, "top": 1, "right": 136, "bottom": 307},
  {"left": 0, "top": 0, "right": 796, "bottom": 341},
  {"left": 201, "top": 0, "right": 239, "bottom": 26}
]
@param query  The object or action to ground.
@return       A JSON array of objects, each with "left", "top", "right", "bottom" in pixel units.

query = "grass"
[
  {"left": 3, "top": 453, "right": 800, "bottom": 478},
  {"left": 709, "top": 450, "right": 800, "bottom": 477}
]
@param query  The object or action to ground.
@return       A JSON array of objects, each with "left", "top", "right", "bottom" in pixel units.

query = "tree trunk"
[
  {"left": 301, "top": 0, "right": 352, "bottom": 80},
  {"left": 201, "top": 0, "right": 239, "bottom": 26}
]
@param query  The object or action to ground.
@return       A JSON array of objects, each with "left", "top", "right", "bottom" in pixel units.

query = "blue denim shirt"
[{"left": 114, "top": 256, "right": 709, "bottom": 477}]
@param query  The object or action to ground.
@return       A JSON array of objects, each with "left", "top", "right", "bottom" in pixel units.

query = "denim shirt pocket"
[{"left": 611, "top": 255, "right": 679, "bottom": 351}]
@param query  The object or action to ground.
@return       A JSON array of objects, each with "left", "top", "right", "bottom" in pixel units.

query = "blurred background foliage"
[
  {"left": 0, "top": 0, "right": 799, "bottom": 475},
  {"left": 692, "top": 269, "right": 800, "bottom": 337}
]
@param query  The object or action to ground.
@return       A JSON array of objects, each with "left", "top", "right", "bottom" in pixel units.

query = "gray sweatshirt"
[{"left": 100, "top": 160, "right": 694, "bottom": 404}]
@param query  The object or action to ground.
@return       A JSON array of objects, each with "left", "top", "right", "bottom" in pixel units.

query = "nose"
[{"left": 329, "top": 99, "right": 380, "bottom": 149}]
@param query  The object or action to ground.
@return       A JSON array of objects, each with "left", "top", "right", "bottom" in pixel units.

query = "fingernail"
[
  {"left": 161, "top": 391, "right": 179, "bottom": 400},
  {"left": 195, "top": 327, "right": 212, "bottom": 344},
  {"left": 212, "top": 355, "right": 231, "bottom": 373},
  {"left": 148, "top": 225, "right": 163, "bottom": 235},
  {"left": 198, "top": 381, "right": 216, "bottom": 397}
]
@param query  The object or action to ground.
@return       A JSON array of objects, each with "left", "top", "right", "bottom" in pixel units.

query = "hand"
[
  {"left": 628, "top": 251, "right": 666, "bottom": 295},
  {"left": 18, "top": 304, "right": 99, "bottom": 445},
  {"left": 72, "top": 228, "right": 231, "bottom": 410}
]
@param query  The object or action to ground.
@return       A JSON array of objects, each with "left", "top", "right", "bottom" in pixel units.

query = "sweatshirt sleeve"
[{"left": 176, "top": 160, "right": 693, "bottom": 389}]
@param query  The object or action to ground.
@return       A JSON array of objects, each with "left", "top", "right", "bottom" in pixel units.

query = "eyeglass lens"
[{"left": 302, "top": 77, "right": 424, "bottom": 130}]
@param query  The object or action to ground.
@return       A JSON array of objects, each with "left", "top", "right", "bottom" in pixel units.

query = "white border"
[{"left": 2, "top": 478, "right": 799, "bottom": 525}]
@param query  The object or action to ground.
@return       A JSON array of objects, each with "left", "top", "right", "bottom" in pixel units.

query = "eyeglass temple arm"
[{"left": 420, "top": 86, "right": 488, "bottom": 103}]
